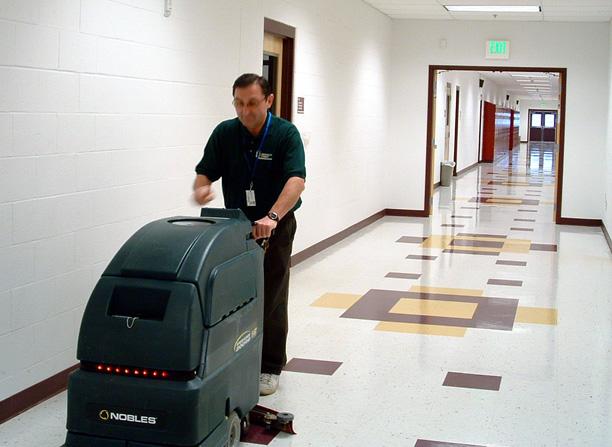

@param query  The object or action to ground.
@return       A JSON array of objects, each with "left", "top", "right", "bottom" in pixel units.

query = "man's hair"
[{"left": 232, "top": 73, "right": 272, "bottom": 97}]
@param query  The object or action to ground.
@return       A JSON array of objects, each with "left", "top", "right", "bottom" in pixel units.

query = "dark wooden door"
[
  {"left": 529, "top": 110, "right": 557, "bottom": 142},
  {"left": 481, "top": 101, "right": 496, "bottom": 162}
]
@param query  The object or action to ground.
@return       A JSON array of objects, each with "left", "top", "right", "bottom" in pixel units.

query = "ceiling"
[
  {"left": 477, "top": 71, "right": 560, "bottom": 100},
  {"left": 362, "top": 0, "right": 612, "bottom": 21}
]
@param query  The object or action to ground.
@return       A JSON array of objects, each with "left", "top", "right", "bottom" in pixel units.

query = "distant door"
[
  {"left": 263, "top": 19, "right": 295, "bottom": 121},
  {"left": 481, "top": 101, "right": 496, "bottom": 162},
  {"left": 529, "top": 110, "right": 557, "bottom": 142},
  {"left": 452, "top": 86, "right": 460, "bottom": 175},
  {"left": 444, "top": 83, "right": 452, "bottom": 161}
]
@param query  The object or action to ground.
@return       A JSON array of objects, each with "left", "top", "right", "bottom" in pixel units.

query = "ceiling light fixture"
[
  {"left": 510, "top": 73, "right": 548, "bottom": 78},
  {"left": 444, "top": 5, "right": 541, "bottom": 13}
]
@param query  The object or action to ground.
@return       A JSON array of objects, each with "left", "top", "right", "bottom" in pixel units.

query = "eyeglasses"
[{"left": 232, "top": 96, "right": 267, "bottom": 109}]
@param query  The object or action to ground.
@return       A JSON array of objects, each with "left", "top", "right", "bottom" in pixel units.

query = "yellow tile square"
[
  {"left": 375, "top": 321, "right": 467, "bottom": 337},
  {"left": 389, "top": 298, "right": 477, "bottom": 319},
  {"left": 502, "top": 239, "right": 532, "bottom": 253},
  {"left": 311, "top": 293, "right": 362, "bottom": 309},
  {"left": 421, "top": 235, "right": 454, "bottom": 249},
  {"left": 515, "top": 307, "right": 558, "bottom": 325}
]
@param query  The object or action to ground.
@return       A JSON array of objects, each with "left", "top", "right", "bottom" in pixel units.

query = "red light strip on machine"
[{"left": 81, "top": 362, "right": 197, "bottom": 381}]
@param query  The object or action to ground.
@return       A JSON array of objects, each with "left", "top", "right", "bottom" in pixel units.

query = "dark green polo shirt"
[{"left": 195, "top": 114, "right": 306, "bottom": 222}]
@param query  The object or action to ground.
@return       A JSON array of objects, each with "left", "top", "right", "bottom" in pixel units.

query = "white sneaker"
[{"left": 259, "top": 373, "right": 280, "bottom": 396}]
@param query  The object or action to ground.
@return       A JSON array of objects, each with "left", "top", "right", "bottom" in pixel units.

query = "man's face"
[{"left": 233, "top": 83, "right": 274, "bottom": 133}]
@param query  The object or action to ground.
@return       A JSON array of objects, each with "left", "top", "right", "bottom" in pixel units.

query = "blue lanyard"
[{"left": 243, "top": 111, "right": 272, "bottom": 189}]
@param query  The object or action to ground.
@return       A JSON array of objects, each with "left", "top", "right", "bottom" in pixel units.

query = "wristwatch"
[{"left": 267, "top": 211, "right": 279, "bottom": 222}]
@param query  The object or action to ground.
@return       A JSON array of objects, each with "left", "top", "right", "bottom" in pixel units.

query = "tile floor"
[{"left": 1, "top": 142, "right": 611, "bottom": 446}]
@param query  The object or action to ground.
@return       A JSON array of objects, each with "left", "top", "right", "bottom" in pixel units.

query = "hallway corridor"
[{"left": 1, "top": 144, "right": 611, "bottom": 446}]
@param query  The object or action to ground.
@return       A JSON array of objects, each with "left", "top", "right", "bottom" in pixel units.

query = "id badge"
[{"left": 246, "top": 189, "right": 256, "bottom": 207}]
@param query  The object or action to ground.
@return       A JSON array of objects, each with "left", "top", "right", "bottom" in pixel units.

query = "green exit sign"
[{"left": 486, "top": 40, "right": 510, "bottom": 59}]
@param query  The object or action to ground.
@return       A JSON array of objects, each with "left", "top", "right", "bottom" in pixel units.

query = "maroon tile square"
[
  {"left": 496, "top": 260, "right": 527, "bottom": 266},
  {"left": 487, "top": 278, "right": 523, "bottom": 287},
  {"left": 385, "top": 272, "right": 422, "bottom": 279},
  {"left": 443, "top": 249, "right": 499, "bottom": 256},
  {"left": 442, "top": 372, "right": 502, "bottom": 391},
  {"left": 451, "top": 239, "right": 504, "bottom": 249},
  {"left": 283, "top": 358, "right": 342, "bottom": 376},
  {"left": 530, "top": 243, "right": 557, "bottom": 252},
  {"left": 397, "top": 236, "right": 428, "bottom": 244},
  {"left": 457, "top": 232, "right": 507, "bottom": 239},
  {"left": 415, "top": 440, "right": 486, "bottom": 447},
  {"left": 406, "top": 255, "right": 438, "bottom": 261}
]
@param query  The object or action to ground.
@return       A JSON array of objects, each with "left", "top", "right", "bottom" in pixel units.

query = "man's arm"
[
  {"left": 193, "top": 174, "right": 215, "bottom": 205},
  {"left": 252, "top": 176, "right": 305, "bottom": 240}
]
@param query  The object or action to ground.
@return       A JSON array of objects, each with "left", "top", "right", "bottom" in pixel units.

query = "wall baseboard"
[
  {"left": 455, "top": 161, "right": 479, "bottom": 177},
  {"left": 602, "top": 222, "right": 612, "bottom": 252},
  {"left": 0, "top": 364, "right": 78, "bottom": 424},
  {"left": 384, "top": 208, "right": 429, "bottom": 217},
  {"left": 290, "top": 210, "right": 386, "bottom": 266},
  {"left": 291, "top": 208, "right": 428, "bottom": 266},
  {"left": 557, "top": 217, "right": 602, "bottom": 227}
]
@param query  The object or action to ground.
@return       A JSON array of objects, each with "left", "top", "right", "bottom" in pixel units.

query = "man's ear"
[{"left": 266, "top": 93, "right": 275, "bottom": 108}]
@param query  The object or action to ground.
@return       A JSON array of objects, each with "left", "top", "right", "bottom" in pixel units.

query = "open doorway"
[
  {"left": 425, "top": 65, "right": 566, "bottom": 223},
  {"left": 263, "top": 18, "right": 295, "bottom": 122}
]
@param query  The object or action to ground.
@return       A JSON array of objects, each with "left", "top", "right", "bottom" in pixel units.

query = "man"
[{"left": 193, "top": 73, "right": 306, "bottom": 396}]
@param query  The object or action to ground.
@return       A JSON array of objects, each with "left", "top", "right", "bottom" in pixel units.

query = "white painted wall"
[
  {"left": 388, "top": 20, "right": 609, "bottom": 220},
  {"left": 263, "top": 0, "right": 392, "bottom": 251},
  {"left": 434, "top": 71, "right": 483, "bottom": 183},
  {"left": 518, "top": 99, "right": 559, "bottom": 142},
  {"left": 0, "top": 0, "right": 392, "bottom": 400},
  {"left": 605, "top": 24, "right": 612, "bottom": 233}
]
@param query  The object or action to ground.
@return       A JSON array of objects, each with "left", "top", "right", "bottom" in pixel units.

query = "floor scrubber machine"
[{"left": 63, "top": 208, "right": 288, "bottom": 447}]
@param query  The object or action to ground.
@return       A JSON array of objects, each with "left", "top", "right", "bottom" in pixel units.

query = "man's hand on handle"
[{"left": 252, "top": 216, "right": 277, "bottom": 240}]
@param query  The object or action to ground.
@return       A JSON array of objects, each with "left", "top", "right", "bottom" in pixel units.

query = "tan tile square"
[
  {"left": 375, "top": 321, "right": 467, "bottom": 337},
  {"left": 421, "top": 235, "right": 454, "bottom": 249},
  {"left": 390, "top": 297, "right": 478, "bottom": 319},
  {"left": 515, "top": 307, "right": 558, "bottom": 325},
  {"left": 311, "top": 293, "right": 362, "bottom": 309},
  {"left": 502, "top": 239, "right": 532, "bottom": 253}
]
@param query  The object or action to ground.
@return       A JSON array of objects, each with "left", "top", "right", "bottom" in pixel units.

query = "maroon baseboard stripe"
[
  {"left": 557, "top": 217, "right": 602, "bottom": 227},
  {"left": 385, "top": 208, "right": 429, "bottom": 217},
  {"left": 455, "top": 161, "right": 479, "bottom": 177},
  {"left": 602, "top": 222, "right": 612, "bottom": 253},
  {"left": 290, "top": 210, "right": 385, "bottom": 266},
  {"left": 291, "top": 208, "right": 427, "bottom": 266},
  {"left": 0, "top": 363, "right": 78, "bottom": 424}
]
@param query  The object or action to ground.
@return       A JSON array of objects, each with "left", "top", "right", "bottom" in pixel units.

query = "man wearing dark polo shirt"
[{"left": 193, "top": 73, "right": 306, "bottom": 396}]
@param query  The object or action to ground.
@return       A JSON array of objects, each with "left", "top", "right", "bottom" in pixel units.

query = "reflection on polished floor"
[{"left": 1, "top": 144, "right": 611, "bottom": 447}]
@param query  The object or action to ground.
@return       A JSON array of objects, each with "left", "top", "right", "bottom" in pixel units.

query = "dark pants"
[{"left": 261, "top": 212, "right": 296, "bottom": 375}]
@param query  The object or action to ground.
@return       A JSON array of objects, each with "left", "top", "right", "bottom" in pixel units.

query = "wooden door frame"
[
  {"left": 452, "top": 85, "right": 460, "bottom": 175},
  {"left": 425, "top": 65, "right": 567, "bottom": 224},
  {"left": 264, "top": 18, "right": 295, "bottom": 122}
]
